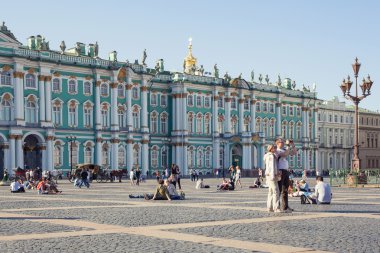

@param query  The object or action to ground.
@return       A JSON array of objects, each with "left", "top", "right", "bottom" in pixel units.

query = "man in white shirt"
[
  {"left": 309, "top": 176, "right": 332, "bottom": 204},
  {"left": 275, "top": 138, "right": 297, "bottom": 212},
  {"left": 264, "top": 144, "right": 280, "bottom": 212},
  {"left": 10, "top": 179, "right": 25, "bottom": 193}
]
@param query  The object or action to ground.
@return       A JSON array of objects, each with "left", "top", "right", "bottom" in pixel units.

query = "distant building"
[{"left": 0, "top": 22, "right": 319, "bottom": 176}]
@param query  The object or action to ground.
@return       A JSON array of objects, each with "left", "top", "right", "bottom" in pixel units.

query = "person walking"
[
  {"left": 135, "top": 167, "right": 141, "bottom": 186},
  {"left": 275, "top": 138, "right": 297, "bottom": 212},
  {"left": 129, "top": 169, "right": 135, "bottom": 185},
  {"left": 264, "top": 144, "right": 280, "bottom": 212},
  {"left": 235, "top": 166, "right": 242, "bottom": 188}
]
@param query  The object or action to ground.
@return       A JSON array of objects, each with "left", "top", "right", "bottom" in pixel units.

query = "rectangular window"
[
  {"left": 151, "top": 93, "right": 157, "bottom": 106},
  {"left": 289, "top": 106, "right": 294, "bottom": 116},
  {"left": 282, "top": 106, "right": 287, "bottom": 115},
  {"left": 196, "top": 95, "right": 202, "bottom": 107},
  {"left": 218, "top": 97, "right": 223, "bottom": 107},
  {"left": 204, "top": 97, "right": 211, "bottom": 108},
  {"left": 160, "top": 94, "right": 167, "bottom": 107}
]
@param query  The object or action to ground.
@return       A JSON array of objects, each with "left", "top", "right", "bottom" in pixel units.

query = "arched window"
[
  {"left": 25, "top": 98, "right": 37, "bottom": 123},
  {"left": 197, "top": 148, "right": 203, "bottom": 168},
  {"left": 52, "top": 101, "right": 62, "bottom": 126},
  {"left": 54, "top": 145, "right": 62, "bottom": 167},
  {"left": 204, "top": 96, "right": 211, "bottom": 108},
  {"left": 133, "top": 144, "right": 140, "bottom": 166},
  {"left": 118, "top": 107, "right": 126, "bottom": 128},
  {"left": 187, "top": 94, "right": 194, "bottom": 106},
  {"left": 68, "top": 101, "right": 78, "bottom": 127},
  {"left": 188, "top": 112, "right": 194, "bottom": 133},
  {"left": 205, "top": 148, "right": 211, "bottom": 168},
  {"left": 256, "top": 102, "right": 261, "bottom": 112},
  {"left": 100, "top": 83, "right": 108, "bottom": 96},
  {"left": 231, "top": 116, "right": 238, "bottom": 134},
  {"left": 132, "top": 106, "right": 140, "bottom": 130},
  {"left": 52, "top": 78, "right": 61, "bottom": 92},
  {"left": 102, "top": 144, "right": 109, "bottom": 167},
  {"left": 132, "top": 86, "right": 139, "bottom": 99},
  {"left": 160, "top": 113, "right": 168, "bottom": 134},
  {"left": 204, "top": 113, "right": 211, "bottom": 135},
  {"left": 296, "top": 122, "right": 302, "bottom": 140},
  {"left": 269, "top": 118, "right": 275, "bottom": 137},
  {"left": 297, "top": 151, "right": 302, "bottom": 168},
  {"left": 0, "top": 95, "right": 12, "bottom": 121},
  {"left": 231, "top": 98, "right": 236, "bottom": 109},
  {"left": 84, "top": 103, "right": 93, "bottom": 127},
  {"left": 244, "top": 117, "right": 249, "bottom": 132},
  {"left": 69, "top": 142, "right": 78, "bottom": 166},
  {"left": 218, "top": 96, "right": 223, "bottom": 107},
  {"left": 118, "top": 147, "right": 125, "bottom": 167},
  {"left": 117, "top": 84, "right": 124, "bottom": 98},
  {"left": 151, "top": 146, "right": 159, "bottom": 168},
  {"left": 196, "top": 113, "right": 203, "bottom": 134},
  {"left": 151, "top": 93, "right": 157, "bottom": 106},
  {"left": 244, "top": 100, "right": 249, "bottom": 110},
  {"left": 282, "top": 121, "right": 288, "bottom": 138},
  {"left": 256, "top": 117, "right": 261, "bottom": 132},
  {"left": 269, "top": 103, "right": 274, "bottom": 113},
  {"left": 160, "top": 94, "right": 167, "bottom": 107},
  {"left": 101, "top": 103, "right": 109, "bottom": 128},
  {"left": 263, "top": 102, "right": 268, "bottom": 112},
  {"left": 68, "top": 80, "right": 77, "bottom": 93},
  {"left": 150, "top": 112, "right": 158, "bottom": 134},
  {"left": 161, "top": 147, "right": 168, "bottom": 168},
  {"left": 25, "top": 74, "right": 36, "bottom": 88},
  {"left": 188, "top": 146, "right": 195, "bottom": 168},
  {"left": 196, "top": 95, "right": 202, "bottom": 107},
  {"left": 289, "top": 121, "right": 294, "bottom": 139},
  {"left": 0, "top": 71, "right": 12, "bottom": 85},
  {"left": 84, "top": 81, "right": 92, "bottom": 95},
  {"left": 84, "top": 146, "right": 92, "bottom": 164},
  {"left": 263, "top": 118, "right": 268, "bottom": 136},
  {"left": 218, "top": 115, "right": 224, "bottom": 133}
]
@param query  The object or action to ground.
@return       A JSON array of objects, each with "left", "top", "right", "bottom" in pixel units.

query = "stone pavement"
[{"left": 0, "top": 178, "right": 379, "bottom": 253}]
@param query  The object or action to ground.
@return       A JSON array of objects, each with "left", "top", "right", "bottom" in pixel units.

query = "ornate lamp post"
[
  {"left": 339, "top": 58, "right": 374, "bottom": 173},
  {"left": 66, "top": 135, "right": 77, "bottom": 173}
]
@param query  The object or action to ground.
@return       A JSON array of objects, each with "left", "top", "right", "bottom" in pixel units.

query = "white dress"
[{"left": 129, "top": 171, "right": 134, "bottom": 180}]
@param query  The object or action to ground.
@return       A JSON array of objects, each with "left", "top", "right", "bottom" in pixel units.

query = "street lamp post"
[
  {"left": 339, "top": 58, "right": 374, "bottom": 173},
  {"left": 66, "top": 135, "right": 77, "bottom": 174}
]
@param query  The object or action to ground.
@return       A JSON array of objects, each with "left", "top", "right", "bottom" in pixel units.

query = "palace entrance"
[
  {"left": 24, "top": 134, "right": 42, "bottom": 169},
  {"left": 231, "top": 144, "right": 242, "bottom": 169}
]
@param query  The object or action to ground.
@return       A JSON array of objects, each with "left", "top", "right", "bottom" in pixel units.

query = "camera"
[{"left": 285, "top": 139, "right": 293, "bottom": 145}]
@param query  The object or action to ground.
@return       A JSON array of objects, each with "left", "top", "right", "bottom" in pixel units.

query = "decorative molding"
[
  {"left": 224, "top": 97, "right": 232, "bottom": 102},
  {"left": 53, "top": 71, "right": 61, "bottom": 77},
  {"left": 238, "top": 98, "right": 245, "bottom": 104},
  {"left": 27, "top": 68, "right": 35, "bottom": 74},
  {"left": 110, "top": 82, "right": 118, "bottom": 89},
  {"left": 110, "top": 138, "right": 120, "bottom": 144},
  {"left": 46, "top": 136, "right": 55, "bottom": 141},
  {"left": 1, "top": 65, "right": 11, "bottom": 71},
  {"left": 213, "top": 96, "right": 219, "bottom": 100},
  {"left": 96, "top": 81, "right": 101, "bottom": 87},
  {"left": 96, "top": 137, "right": 103, "bottom": 143},
  {"left": 140, "top": 86, "right": 148, "bottom": 92},
  {"left": 125, "top": 84, "right": 133, "bottom": 90},
  {"left": 141, "top": 140, "right": 149, "bottom": 144},
  {"left": 85, "top": 76, "right": 92, "bottom": 80},
  {"left": 126, "top": 139, "right": 133, "bottom": 144},
  {"left": 13, "top": 72, "right": 24, "bottom": 79},
  {"left": 38, "top": 75, "right": 45, "bottom": 81},
  {"left": 276, "top": 102, "right": 282, "bottom": 107},
  {"left": 45, "top": 76, "right": 52, "bottom": 82},
  {"left": 250, "top": 99, "right": 257, "bottom": 105}
]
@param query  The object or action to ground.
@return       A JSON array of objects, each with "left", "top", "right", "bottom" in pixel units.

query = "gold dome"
[{"left": 183, "top": 38, "right": 197, "bottom": 74}]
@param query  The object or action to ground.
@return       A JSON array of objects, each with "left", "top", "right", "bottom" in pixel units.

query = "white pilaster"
[
  {"left": 276, "top": 102, "right": 281, "bottom": 137},
  {"left": 238, "top": 96, "right": 244, "bottom": 133},
  {"left": 250, "top": 97, "right": 257, "bottom": 133},
  {"left": 224, "top": 93, "right": 231, "bottom": 134},
  {"left": 95, "top": 81, "right": 102, "bottom": 130},
  {"left": 141, "top": 139, "right": 149, "bottom": 175},
  {"left": 46, "top": 135, "right": 53, "bottom": 171},
  {"left": 9, "top": 137, "right": 16, "bottom": 171},
  {"left": 213, "top": 138, "right": 220, "bottom": 170},
  {"left": 14, "top": 70, "right": 25, "bottom": 125},
  {"left": 111, "top": 137, "right": 119, "bottom": 171},
  {"left": 44, "top": 76, "right": 52, "bottom": 125},
  {"left": 16, "top": 135, "right": 23, "bottom": 168},
  {"left": 42, "top": 144, "right": 47, "bottom": 170},
  {"left": 95, "top": 137, "right": 102, "bottom": 166},
  {"left": 110, "top": 83, "right": 119, "bottom": 131},
  {"left": 126, "top": 81, "right": 133, "bottom": 131},
  {"left": 212, "top": 90, "right": 218, "bottom": 134},
  {"left": 38, "top": 76, "right": 46, "bottom": 123},
  {"left": 315, "top": 149, "right": 320, "bottom": 175},
  {"left": 259, "top": 143, "right": 265, "bottom": 169},
  {"left": 140, "top": 80, "right": 149, "bottom": 132},
  {"left": 126, "top": 135, "right": 133, "bottom": 171}
]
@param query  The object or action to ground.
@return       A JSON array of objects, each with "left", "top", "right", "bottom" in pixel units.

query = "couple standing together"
[{"left": 264, "top": 138, "right": 297, "bottom": 213}]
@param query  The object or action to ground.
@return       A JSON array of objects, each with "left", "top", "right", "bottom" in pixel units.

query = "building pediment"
[{"left": 0, "top": 22, "right": 21, "bottom": 47}]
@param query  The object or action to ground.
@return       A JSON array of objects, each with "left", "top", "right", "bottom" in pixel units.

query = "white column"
[
  {"left": 42, "top": 144, "right": 47, "bottom": 170},
  {"left": 276, "top": 102, "right": 281, "bottom": 137},
  {"left": 16, "top": 135, "right": 23, "bottom": 168},
  {"left": 183, "top": 143, "right": 188, "bottom": 175},
  {"left": 303, "top": 148, "right": 307, "bottom": 170},
  {"left": 46, "top": 136, "right": 53, "bottom": 171},
  {"left": 38, "top": 75, "right": 46, "bottom": 122},
  {"left": 95, "top": 81, "right": 102, "bottom": 130},
  {"left": 9, "top": 136, "right": 16, "bottom": 170},
  {"left": 212, "top": 91, "right": 218, "bottom": 134},
  {"left": 238, "top": 97, "right": 244, "bottom": 133},
  {"left": 213, "top": 138, "right": 220, "bottom": 170},
  {"left": 14, "top": 72, "right": 25, "bottom": 125},
  {"left": 141, "top": 140, "right": 149, "bottom": 175},
  {"left": 302, "top": 107, "right": 307, "bottom": 140},
  {"left": 224, "top": 95, "right": 231, "bottom": 134},
  {"left": 250, "top": 98, "right": 256, "bottom": 133},
  {"left": 313, "top": 108, "right": 318, "bottom": 142},
  {"left": 224, "top": 142, "right": 230, "bottom": 168},
  {"left": 110, "top": 83, "right": 119, "bottom": 131},
  {"left": 175, "top": 94, "right": 180, "bottom": 132},
  {"left": 126, "top": 136, "right": 133, "bottom": 171},
  {"left": 126, "top": 84, "right": 133, "bottom": 131},
  {"left": 253, "top": 145, "right": 258, "bottom": 168},
  {"left": 242, "top": 144, "right": 248, "bottom": 170},
  {"left": 259, "top": 143, "right": 265, "bottom": 169},
  {"left": 111, "top": 137, "right": 119, "bottom": 170},
  {"left": 140, "top": 82, "right": 148, "bottom": 132},
  {"left": 315, "top": 149, "right": 320, "bottom": 175},
  {"left": 95, "top": 137, "right": 102, "bottom": 166},
  {"left": 172, "top": 94, "right": 177, "bottom": 132},
  {"left": 44, "top": 76, "right": 52, "bottom": 125},
  {"left": 3, "top": 144, "right": 9, "bottom": 172}
]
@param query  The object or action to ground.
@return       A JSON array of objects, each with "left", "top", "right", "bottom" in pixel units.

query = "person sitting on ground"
[
  {"left": 47, "top": 179, "right": 62, "bottom": 194},
  {"left": 196, "top": 178, "right": 210, "bottom": 189},
  {"left": 151, "top": 179, "right": 171, "bottom": 201},
  {"left": 303, "top": 176, "right": 332, "bottom": 204},
  {"left": 165, "top": 179, "right": 184, "bottom": 200},
  {"left": 10, "top": 179, "right": 25, "bottom": 193},
  {"left": 37, "top": 178, "right": 48, "bottom": 194},
  {"left": 249, "top": 177, "right": 262, "bottom": 188},
  {"left": 217, "top": 178, "right": 229, "bottom": 191},
  {"left": 292, "top": 179, "right": 310, "bottom": 197}
]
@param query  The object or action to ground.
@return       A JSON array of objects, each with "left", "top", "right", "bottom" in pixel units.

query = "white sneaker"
[{"left": 274, "top": 209, "right": 283, "bottom": 213}]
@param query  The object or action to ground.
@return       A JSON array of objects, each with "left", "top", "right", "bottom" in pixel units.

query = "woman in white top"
[
  {"left": 235, "top": 166, "right": 242, "bottom": 188},
  {"left": 129, "top": 169, "right": 135, "bottom": 185}
]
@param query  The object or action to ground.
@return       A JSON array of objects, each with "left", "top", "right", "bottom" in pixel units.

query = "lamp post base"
[{"left": 351, "top": 158, "right": 361, "bottom": 174}]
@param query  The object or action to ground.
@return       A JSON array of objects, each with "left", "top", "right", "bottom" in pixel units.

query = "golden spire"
[{"left": 183, "top": 37, "right": 197, "bottom": 74}]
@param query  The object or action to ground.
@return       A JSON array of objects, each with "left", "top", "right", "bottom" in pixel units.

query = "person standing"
[
  {"left": 175, "top": 165, "right": 181, "bottom": 190},
  {"left": 275, "top": 138, "right": 297, "bottom": 212},
  {"left": 130, "top": 169, "right": 135, "bottom": 185},
  {"left": 135, "top": 167, "right": 141, "bottom": 186},
  {"left": 264, "top": 144, "right": 280, "bottom": 212},
  {"left": 235, "top": 166, "right": 242, "bottom": 188}
]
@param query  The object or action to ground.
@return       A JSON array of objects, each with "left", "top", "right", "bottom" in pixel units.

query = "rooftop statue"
[
  {"left": 291, "top": 80, "right": 296, "bottom": 89},
  {"left": 94, "top": 41, "right": 99, "bottom": 58},
  {"left": 224, "top": 72, "right": 231, "bottom": 83},
  {"left": 60, "top": 40, "right": 66, "bottom": 54},
  {"left": 75, "top": 43, "right": 81, "bottom": 56},
  {"left": 312, "top": 83, "right": 316, "bottom": 92},
  {"left": 251, "top": 70, "right": 254, "bottom": 82},
  {"left": 238, "top": 73, "right": 242, "bottom": 79},
  {"left": 277, "top": 74, "right": 282, "bottom": 86},
  {"left": 258, "top": 74, "right": 263, "bottom": 84},
  {"left": 142, "top": 49, "right": 147, "bottom": 65},
  {"left": 198, "top": 65, "right": 204, "bottom": 76},
  {"left": 213, "top": 64, "right": 219, "bottom": 78},
  {"left": 40, "top": 37, "right": 49, "bottom": 50},
  {"left": 265, "top": 74, "right": 269, "bottom": 85}
]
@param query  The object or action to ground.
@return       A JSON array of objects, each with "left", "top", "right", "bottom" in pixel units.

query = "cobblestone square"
[{"left": 0, "top": 178, "right": 379, "bottom": 253}]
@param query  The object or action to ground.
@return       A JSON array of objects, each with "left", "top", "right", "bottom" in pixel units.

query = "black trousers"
[{"left": 278, "top": 170, "right": 290, "bottom": 210}]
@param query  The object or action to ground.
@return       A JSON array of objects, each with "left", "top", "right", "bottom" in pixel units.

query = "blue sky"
[{"left": 2, "top": 0, "right": 380, "bottom": 111}]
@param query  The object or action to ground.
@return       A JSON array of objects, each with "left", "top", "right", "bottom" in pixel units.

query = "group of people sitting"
[
  {"left": 288, "top": 177, "right": 332, "bottom": 205},
  {"left": 10, "top": 177, "right": 62, "bottom": 194},
  {"left": 217, "top": 178, "right": 235, "bottom": 191},
  {"left": 129, "top": 178, "right": 185, "bottom": 201}
]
